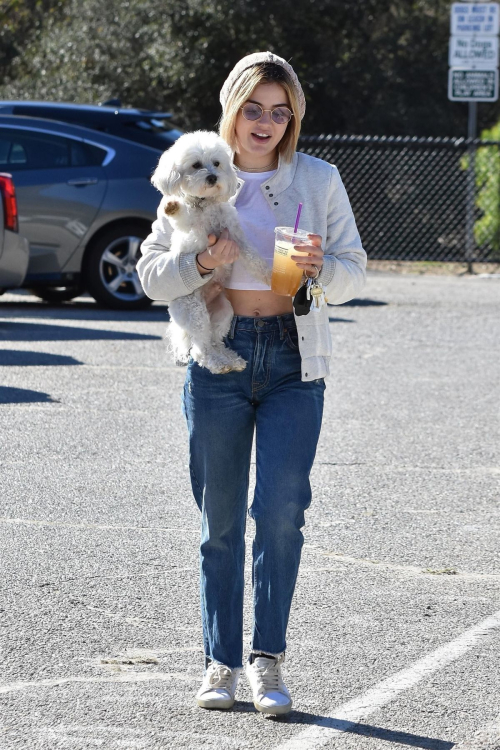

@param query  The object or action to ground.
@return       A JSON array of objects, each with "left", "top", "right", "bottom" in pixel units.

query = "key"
[
  {"left": 310, "top": 282, "right": 324, "bottom": 309},
  {"left": 306, "top": 276, "right": 313, "bottom": 301}
]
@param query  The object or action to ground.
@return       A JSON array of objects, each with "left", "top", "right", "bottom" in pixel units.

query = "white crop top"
[{"left": 225, "top": 169, "right": 277, "bottom": 290}]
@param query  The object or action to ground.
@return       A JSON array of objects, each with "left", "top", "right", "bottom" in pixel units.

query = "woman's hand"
[
  {"left": 196, "top": 228, "right": 240, "bottom": 273},
  {"left": 291, "top": 233, "right": 324, "bottom": 278}
]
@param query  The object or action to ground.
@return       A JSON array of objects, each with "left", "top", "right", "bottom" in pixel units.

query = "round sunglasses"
[{"left": 240, "top": 103, "right": 293, "bottom": 125}]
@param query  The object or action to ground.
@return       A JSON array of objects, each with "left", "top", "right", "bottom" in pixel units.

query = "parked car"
[
  {"left": 0, "top": 172, "right": 30, "bottom": 292},
  {"left": 0, "top": 99, "right": 184, "bottom": 152},
  {"left": 0, "top": 114, "right": 167, "bottom": 310}
]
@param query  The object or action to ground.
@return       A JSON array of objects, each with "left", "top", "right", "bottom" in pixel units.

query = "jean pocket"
[{"left": 284, "top": 328, "right": 300, "bottom": 351}]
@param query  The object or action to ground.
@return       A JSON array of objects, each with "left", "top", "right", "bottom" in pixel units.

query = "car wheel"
[
  {"left": 28, "top": 283, "right": 84, "bottom": 304},
  {"left": 84, "top": 223, "right": 152, "bottom": 310}
]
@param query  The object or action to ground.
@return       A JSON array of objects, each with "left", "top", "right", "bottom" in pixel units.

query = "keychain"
[
  {"left": 293, "top": 276, "right": 328, "bottom": 316},
  {"left": 310, "top": 278, "right": 326, "bottom": 311},
  {"left": 293, "top": 277, "right": 313, "bottom": 316}
]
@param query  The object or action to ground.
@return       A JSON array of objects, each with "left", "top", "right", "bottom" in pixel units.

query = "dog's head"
[{"left": 150, "top": 130, "right": 238, "bottom": 202}]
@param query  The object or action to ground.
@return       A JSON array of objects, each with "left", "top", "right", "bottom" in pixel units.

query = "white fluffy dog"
[{"left": 150, "top": 130, "right": 272, "bottom": 374}]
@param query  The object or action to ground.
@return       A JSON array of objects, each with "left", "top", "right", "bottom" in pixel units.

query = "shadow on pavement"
[
  {"left": 0, "top": 350, "right": 82, "bottom": 366},
  {"left": 0, "top": 321, "right": 162, "bottom": 342},
  {"left": 0, "top": 296, "right": 170, "bottom": 323},
  {"left": 232, "top": 707, "right": 455, "bottom": 749},
  {"left": 337, "top": 298, "right": 388, "bottom": 307},
  {"left": 0, "top": 386, "right": 58, "bottom": 405}
]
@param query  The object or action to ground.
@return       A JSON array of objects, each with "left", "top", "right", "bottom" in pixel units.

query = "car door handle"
[{"left": 66, "top": 178, "right": 99, "bottom": 186}]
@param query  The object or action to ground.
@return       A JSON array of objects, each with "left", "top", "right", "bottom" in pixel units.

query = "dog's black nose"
[{"left": 206, "top": 174, "right": 217, "bottom": 186}]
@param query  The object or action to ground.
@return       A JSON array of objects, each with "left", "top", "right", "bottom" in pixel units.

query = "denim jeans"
[{"left": 181, "top": 312, "right": 325, "bottom": 669}]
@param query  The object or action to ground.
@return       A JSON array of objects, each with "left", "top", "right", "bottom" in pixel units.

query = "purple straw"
[{"left": 293, "top": 202, "right": 303, "bottom": 233}]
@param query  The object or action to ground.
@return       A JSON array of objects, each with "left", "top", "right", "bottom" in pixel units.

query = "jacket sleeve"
[
  {"left": 136, "top": 195, "right": 215, "bottom": 303},
  {"left": 318, "top": 165, "right": 367, "bottom": 305}
]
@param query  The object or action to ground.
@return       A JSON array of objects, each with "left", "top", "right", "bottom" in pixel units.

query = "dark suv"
[{"left": 0, "top": 99, "right": 184, "bottom": 152}]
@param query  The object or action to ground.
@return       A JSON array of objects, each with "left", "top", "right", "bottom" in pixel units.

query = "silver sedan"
[{"left": 0, "top": 115, "right": 165, "bottom": 310}]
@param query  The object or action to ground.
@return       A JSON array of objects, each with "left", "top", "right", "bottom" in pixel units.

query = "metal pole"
[{"left": 465, "top": 101, "right": 477, "bottom": 273}]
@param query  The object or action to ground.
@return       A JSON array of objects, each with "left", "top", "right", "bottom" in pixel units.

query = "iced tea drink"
[{"left": 271, "top": 227, "right": 311, "bottom": 296}]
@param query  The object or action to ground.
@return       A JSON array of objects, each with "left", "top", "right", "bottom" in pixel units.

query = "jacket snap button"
[
  {"left": 301, "top": 336, "right": 304, "bottom": 340},
  {"left": 305, "top": 372, "right": 308, "bottom": 377},
  {"left": 274, "top": 201, "right": 278, "bottom": 206},
  {"left": 269, "top": 194, "right": 273, "bottom": 197},
  {"left": 265, "top": 186, "right": 270, "bottom": 190}
]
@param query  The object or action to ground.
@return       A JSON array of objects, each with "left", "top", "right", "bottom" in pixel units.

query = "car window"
[{"left": 0, "top": 129, "right": 106, "bottom": 170}]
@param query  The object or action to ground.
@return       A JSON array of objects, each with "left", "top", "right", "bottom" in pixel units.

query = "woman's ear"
[{"left": 150, "top": 148, "right": 183, "bottom": 197}]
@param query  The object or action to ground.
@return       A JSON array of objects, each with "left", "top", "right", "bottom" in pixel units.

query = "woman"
[{"left": 137, "top": 51, "right": 367, "bottom": 715}]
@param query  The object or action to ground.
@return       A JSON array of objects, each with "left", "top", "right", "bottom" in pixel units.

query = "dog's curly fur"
[{"left": 151, "top": 130, "right": 272, "bottom": 374}]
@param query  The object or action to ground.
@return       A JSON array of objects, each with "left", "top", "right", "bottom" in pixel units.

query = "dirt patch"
[{"left": 367, "top": 260, "right": 500, "bottom": 276}]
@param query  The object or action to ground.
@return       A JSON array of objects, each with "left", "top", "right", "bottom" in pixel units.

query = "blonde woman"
[{"left": 137, "top": 51, "right": 367, "bottom": 715}]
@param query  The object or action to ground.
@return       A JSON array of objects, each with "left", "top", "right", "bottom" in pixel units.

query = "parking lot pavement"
[{"left": 0, "top": 274, "right": 499, "bottom": 750}]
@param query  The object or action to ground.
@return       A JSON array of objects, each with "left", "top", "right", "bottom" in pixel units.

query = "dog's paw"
[
  {"left": 210, "top": 345, "right": 247, "bottom": 373},
  {"left": 224, "top": 350, "right": 247, "bottom": 372},
  {"left": 164, "top": 200, "right": 180, "bottom": 216},
  {"left": 194, "top": 347, "right": 246, "bottom": 375}
]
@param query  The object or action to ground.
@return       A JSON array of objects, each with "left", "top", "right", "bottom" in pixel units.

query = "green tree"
[
  {"left": 466, "top": 123, "right": 500, "bottom": 257},
  {"left": 1, "top": 0, "right": 500, "bottom": 137}
]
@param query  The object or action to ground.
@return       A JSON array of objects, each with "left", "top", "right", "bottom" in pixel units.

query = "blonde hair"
[{"left": 219, "top": 63, "right": 302, "bottom": 164}]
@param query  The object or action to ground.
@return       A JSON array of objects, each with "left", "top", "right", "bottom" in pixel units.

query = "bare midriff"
[{"left": 224, "top": 288, "right": 293, "bottom": 317}]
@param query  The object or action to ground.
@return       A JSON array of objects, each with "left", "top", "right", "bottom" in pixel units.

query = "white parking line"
[
  {"left": 0, "top": 670, "right": 196, "bottom": 695},
  {"left": 0, "top": 516, "right": 198, "bottom": 534},
  {"left": 275, "top": 609, "right": 500, "bottom": 750}
]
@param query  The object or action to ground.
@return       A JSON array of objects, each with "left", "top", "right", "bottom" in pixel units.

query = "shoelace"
[
  {"left": 208, "top": 664, "right": 233, "bottom": 688},
  {"left": 252, "top": 656, "right": 283, "bottom": 691}
]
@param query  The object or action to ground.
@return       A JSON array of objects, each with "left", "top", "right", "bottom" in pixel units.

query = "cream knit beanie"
[{"left": 219, "top": 51, "right": 306, "bottom": 120}]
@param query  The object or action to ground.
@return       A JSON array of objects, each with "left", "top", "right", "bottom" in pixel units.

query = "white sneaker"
[
  {"left": 196, "top": 662, "right": 241, "bottom": 710},
  {"left": 245, "top": 652, "right": 292, "bottom": 715}
]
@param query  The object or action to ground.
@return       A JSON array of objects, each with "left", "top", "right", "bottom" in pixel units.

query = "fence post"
[{"left": 465, "top": 102, "right": 477, "bottom": 273}]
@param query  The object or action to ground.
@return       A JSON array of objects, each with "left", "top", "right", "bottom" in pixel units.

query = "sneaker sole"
[
  {"left": 253, "top": 700, "right": 292, "bottom": 715},
  {"left": 196, "top": 696, "right": 235, "bottom": 710}
]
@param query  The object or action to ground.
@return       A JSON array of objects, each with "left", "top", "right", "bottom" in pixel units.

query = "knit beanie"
[{"left": 219, "top": 51, "right": 306, "bottom": 120}]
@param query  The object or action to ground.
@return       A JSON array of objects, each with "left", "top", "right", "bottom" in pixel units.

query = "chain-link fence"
[{"left": 298, "top": 134, "right": 500, "bottom": 263}]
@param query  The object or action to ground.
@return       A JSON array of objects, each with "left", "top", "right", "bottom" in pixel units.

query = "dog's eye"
[
  {"left": 213, "top": 161, "right": 220, "bottom": 168},
  {"left": 192, "top": 161, "right": 202, "bottom": 169}
]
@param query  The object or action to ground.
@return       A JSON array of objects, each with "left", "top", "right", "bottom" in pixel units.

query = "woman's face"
[{"left": 234, "top": 82, "right": 290, "bottom": 167}]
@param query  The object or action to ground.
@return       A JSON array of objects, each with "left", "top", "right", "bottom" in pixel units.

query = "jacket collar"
[{"left": 231, "top": 151, "right": 299, "bottom": 203}]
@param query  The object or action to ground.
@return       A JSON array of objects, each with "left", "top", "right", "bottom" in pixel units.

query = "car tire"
[
  {"left": 84, "top": 223, "right": 153, "bottom": 310},
  {"left": 28, "top": 283, "right": 85, "bottom": 304}
]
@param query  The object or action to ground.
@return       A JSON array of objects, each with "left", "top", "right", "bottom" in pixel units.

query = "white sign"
[
  {"left": 450, "top": 3, "right": 499, "bottom": 35},
  {"left": 448, "top": 67, "right": 499, "bottom": 100},
  {"left": 449, "top": 34, "right": 499, "bottom": 67}
]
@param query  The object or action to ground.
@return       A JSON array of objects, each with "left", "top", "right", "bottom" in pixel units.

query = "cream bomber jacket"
[{"left": 137, "top": 151, "right": 367, "bottom": 382}]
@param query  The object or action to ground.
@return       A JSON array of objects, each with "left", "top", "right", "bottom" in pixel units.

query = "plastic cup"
[{"left": 271, "top": 226, "right": 311, "bottom": 296}]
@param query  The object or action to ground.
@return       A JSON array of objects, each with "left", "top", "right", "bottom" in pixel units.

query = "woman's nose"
[{"left": 258, "top": 110, "right": 273, "bottom": 125}]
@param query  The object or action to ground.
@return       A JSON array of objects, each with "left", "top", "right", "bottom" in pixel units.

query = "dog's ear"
[
  {"left": 150, "top": 148, "right": 183, "bottom": 197},
  {"left": 225, "top": 165, "right": 239, "bottom": 200},
  {"left": 216, "top": 139, "right": 239, "bottom": 199}
]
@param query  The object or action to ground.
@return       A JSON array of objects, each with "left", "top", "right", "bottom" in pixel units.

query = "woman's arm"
[
  {"left": 318, "top": 166, "right": 367, "bottom": 305},
  {"left": 137, "top": 196, "right": 216, "bottom": 304}
]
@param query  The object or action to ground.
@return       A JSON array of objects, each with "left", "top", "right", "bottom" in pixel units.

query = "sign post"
[{"left": 448, "top": 2, "right": 499, "bottom": 268}]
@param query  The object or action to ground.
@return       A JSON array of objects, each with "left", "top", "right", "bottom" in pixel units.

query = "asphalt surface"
[{"left": 0, "top": 272, "right": 499, "bottom": 750}]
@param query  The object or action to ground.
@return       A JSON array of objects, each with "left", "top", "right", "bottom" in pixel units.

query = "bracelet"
[{"left": 196, "top": 253, "right": 215, "bottom": 272}]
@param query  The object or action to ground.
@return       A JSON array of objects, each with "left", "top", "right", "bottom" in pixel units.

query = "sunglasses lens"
[
  {"left": 242, "top": 104, "right": 262, "bottom": 120},
  {"left": 272, "top": 108, "right": 291, "bottom": 124}
]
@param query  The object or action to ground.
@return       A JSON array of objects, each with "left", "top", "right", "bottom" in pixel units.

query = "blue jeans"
[{"left": 181, "top": 313, "right": 325, "bottom": 669}]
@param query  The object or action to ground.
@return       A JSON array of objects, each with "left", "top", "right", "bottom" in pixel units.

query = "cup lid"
[{"left": 274, "top": 226, "right": 310, "bottom": 238}]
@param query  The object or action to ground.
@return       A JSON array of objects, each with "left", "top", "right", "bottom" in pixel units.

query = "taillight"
[{"left": 0, "top": 173, "right": 19, "bottom": 232}]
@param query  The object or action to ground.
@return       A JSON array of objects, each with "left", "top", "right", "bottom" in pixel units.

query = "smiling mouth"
[{"left": 252, "top": 133, "right": 271, "bottom": 141}]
